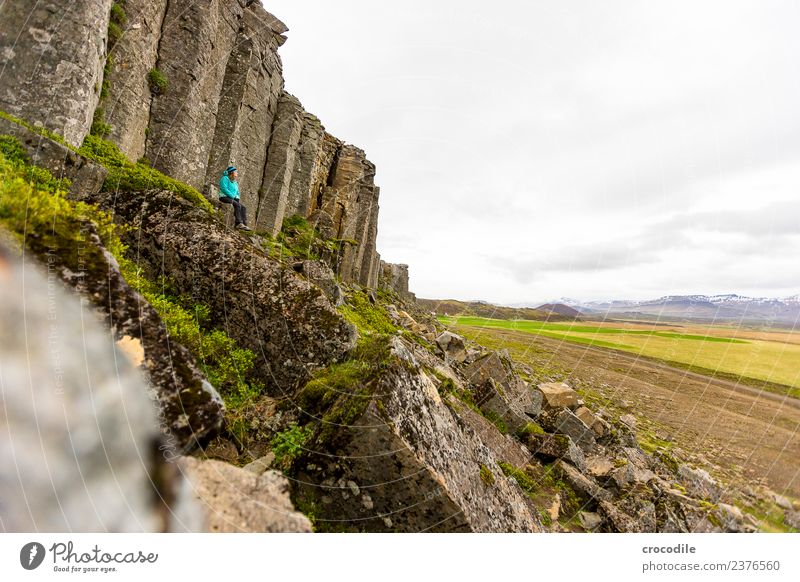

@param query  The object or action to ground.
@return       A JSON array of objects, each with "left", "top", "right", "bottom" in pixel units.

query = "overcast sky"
[{"left": 266, "top": 1, "right": 800, "bottom": 304}]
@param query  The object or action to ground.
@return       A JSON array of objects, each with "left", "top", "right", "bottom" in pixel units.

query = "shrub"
[{"left": 108, "top": 2, "right": 126, "bottom": 49}]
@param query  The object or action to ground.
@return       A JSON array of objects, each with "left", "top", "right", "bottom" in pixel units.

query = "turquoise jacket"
[{"left": 219, "top": 174, "right": 240, "bottom": 200}]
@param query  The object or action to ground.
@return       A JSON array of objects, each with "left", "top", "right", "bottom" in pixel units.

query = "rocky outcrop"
[
  {"left": 0, "top": 0, "right": 112, "bottom": 146},
  {"left": 379, "top": 260, "right": 415, "bottom": 301},
  {"left": 90, "top": 186, "right": 357, "bottom": 395},
  {"left": 292, "top": 337, "right": 544, "bottom": 532},
  {"left": 179, "top": 457, "right": 312, "bottom": 532}
]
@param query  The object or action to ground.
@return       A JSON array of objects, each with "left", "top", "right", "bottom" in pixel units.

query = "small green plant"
[
  {"left": 107, "top": 2, "right": 126, "bottom": 49},
  {"left": 480, "top": 464, "right": 495, "bottom": 486},
  {"left": 90, "top": 108, "right": 112, "bottom": 137},
  {"left": 148, "top": 68, "right": 169, "bottom": 95},
  {"left": 100, "top": 55, "right": 114, "bottom": 99},
  {"left": 271, "top": 424, "right": 315, "bottom": 469}
]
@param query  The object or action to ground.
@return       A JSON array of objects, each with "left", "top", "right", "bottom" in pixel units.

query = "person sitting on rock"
[{"left": 219, "top": 166, "right": 251, "bottom": 231}]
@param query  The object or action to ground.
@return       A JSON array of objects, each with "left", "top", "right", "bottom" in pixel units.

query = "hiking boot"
[{"left": 236, "top": 223, "right": 252, "bottom": 231}]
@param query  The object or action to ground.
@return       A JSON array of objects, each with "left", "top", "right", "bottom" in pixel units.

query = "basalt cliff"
[{"left": 0, "top": 1, "right": 777, "bottom": 533}]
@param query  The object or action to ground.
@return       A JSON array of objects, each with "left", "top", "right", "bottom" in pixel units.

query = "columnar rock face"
[
  {"left": 205, "top": 4, "right": 285, "bottom": 202},
  {"left": 285, "top": 113, "right": 327, "bottom": 217},
  {"left": 104, "top": 0, "right": 168, "bottom": 161},
  {"left": 256, "top": 91, "right": 303, "bottom": 233},
  {"left": 0, "top": 0, "right": 410, "bottom": 291},
  {"left": 145, "top": 0, "right": 249, "bottom": 189},
  {"left": 356, "top": 185, "right": 380, "bottom": 286},
  {"left": 0, "top": 0, "right": 112, "bottom": 146}
]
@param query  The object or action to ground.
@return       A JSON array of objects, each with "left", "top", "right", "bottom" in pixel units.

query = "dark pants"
[{"left": 219, "top": 196, "right": 247, "bottom": 226}]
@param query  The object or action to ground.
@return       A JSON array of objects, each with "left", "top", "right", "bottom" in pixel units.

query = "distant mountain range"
[
  {"left": 416, "top": 298, "right": 577, "bottom": 321},
  {"left": 559, "top": 294, "right": 800, "bottom": 326}
]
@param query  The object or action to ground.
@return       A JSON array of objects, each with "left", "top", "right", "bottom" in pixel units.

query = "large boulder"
[
  {"left": 0, "top": 116, "right": 106, "bottom": 200},
  {"left": 538, "top": 408, "right": 596, "bottom": 453},
  {"left": 436, "top": 330, "right": 468, "bottom": 364},
  {"left": 463, "top": 351, "right": 542, "bottom": 422},
  {"left": 179, "top": 457, "right": 312, "bottom": 532},
  {"left": 526, "top": 433, "right": 587, "bottom": 472},
  {"left": 537, "top": 382, "right": 579, "bottom": 409},
  {"left": 677, "top": 465, "right": 722, "bottom": 502},
  {"left": 292, "top": 337, "right": 544, "bottom": 532}
]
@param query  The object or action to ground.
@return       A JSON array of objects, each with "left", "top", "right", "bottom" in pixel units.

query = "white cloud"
[{"left": 265, "top": 0, "right": 800, "bottom": 303}]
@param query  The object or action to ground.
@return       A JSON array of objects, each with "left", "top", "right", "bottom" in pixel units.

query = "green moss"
[
  {"left": 637, "top": 429, "right": 674, "bottom": 454},
  {"left": 483, "top": 410, "right": 509, "bottom": 434},
  {"left": 734, "top": 499, "right": 797, "bottom": 533},
  {"left": 0, "top": 109, "right": 70, "bottom": 148},
  {"left": 498, "top": 462, "right": 539, "bottom": 497},
  {"left": 338, "top": 289, "right": 399, "bottom": 337},
  {"left": 110, "top": 2, "right": 127, "bottom": 27},
  {"left": 480, "top": 464, "right": 495, "bottom": 486},
  {"left": 147, "top": 68, "right": 169, "bottom": 95},
  {"left": 516, "top": 422, "right": 545, "bottom": 438},
  {"left": 77, "top": 135, "right": 213, "bottom": 212},
  {"left": 294, "top": 335, "right": 394, "bottom": 447}
]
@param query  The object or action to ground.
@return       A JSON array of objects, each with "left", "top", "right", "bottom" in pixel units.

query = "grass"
[{"left": 442, "top": 315, "right": 800, "bottom": 395}]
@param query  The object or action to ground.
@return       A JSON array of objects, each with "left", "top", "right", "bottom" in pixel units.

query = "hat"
[{"left": 225, "top": 166, "right": 237, "bottom": 174}]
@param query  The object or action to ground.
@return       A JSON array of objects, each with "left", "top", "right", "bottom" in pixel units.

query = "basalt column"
[
  {"left": 145, "top": 0, "right": 247, "bottom": 189},
  {"left": 255, "top": 92, "right": 303, "bottom": 235},
  {"left": 103, "top": 0, "right": 168, "bottom": 161},
  {"left": 0, "top": 0, "right": 112, "bottom": 146},
  {"left": 204, "top": 4, "right": 286, "bottom": 205}
]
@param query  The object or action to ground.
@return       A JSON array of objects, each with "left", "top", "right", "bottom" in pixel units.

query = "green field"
[{"left": 440, "top": 316, "right": 800, "bottom": 396}]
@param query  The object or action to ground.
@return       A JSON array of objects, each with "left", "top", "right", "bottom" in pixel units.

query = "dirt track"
[{"left": 458, "top": 326, "right": 800, "bottom": 498}]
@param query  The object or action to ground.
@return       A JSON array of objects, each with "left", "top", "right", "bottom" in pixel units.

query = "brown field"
[{"left": 452, "top": 323, "right": 800, "bottom": 503}]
